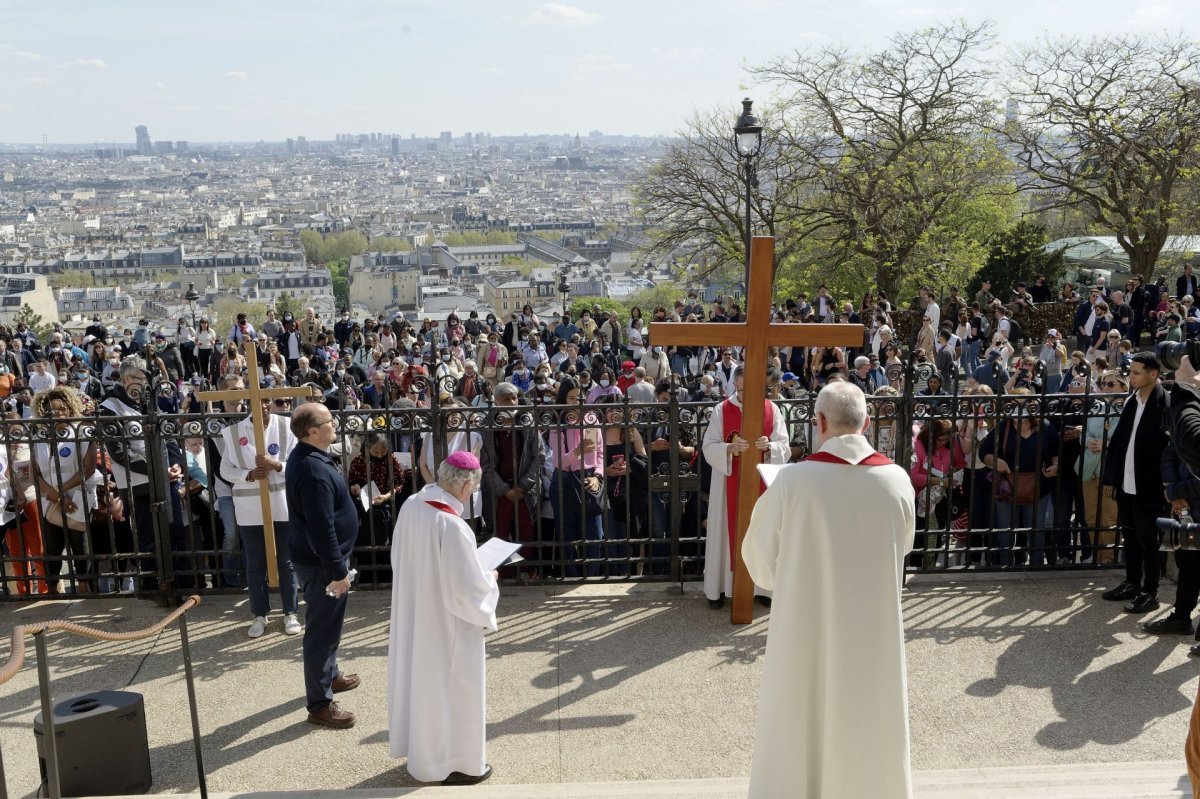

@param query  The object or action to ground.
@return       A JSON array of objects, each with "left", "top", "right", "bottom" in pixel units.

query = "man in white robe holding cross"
[
  {"left": 742, "top": 380, "right": 916, "bottom": 799},
  {"left": 701, "top": 365, "right": 789, "bottom": 608}
]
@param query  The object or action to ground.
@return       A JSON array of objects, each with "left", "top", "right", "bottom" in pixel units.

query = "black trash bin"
[{"left": 33, "top": 690, "right": 151, "bottom": 796}]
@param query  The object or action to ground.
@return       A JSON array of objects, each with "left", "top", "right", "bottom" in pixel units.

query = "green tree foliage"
[
  {"left": 49, "top": 269, "right": 94, "bottom": 289},
  {"left": 370, "top": 236, "right": 413, "bottom": 252},
  {"left": 14, "top": 304, "right": 53, "bottom": 341},
  {"left": 1005, "top": 34, "right": 1200, "bottom": 280},
  {"left": 968, "top": 221, "right": 1068, "bottom": 297},
  {"left": 211, "top": 295, "right": 269, "bottom": 327},
  {"left": 274, "top": 292, "right": 300, "bottom": 319},
  {"left": 327, "top": 258, "right": 350, "bottom": 309},
  {"left": 569, "top": 297, "right": 627, "bottom": 321},
  {"left": 754, "top": 20, "right": 1013, "bottom": 300},
  {"left": 441, "top": 231, "right": 518, "bottom": 247},
  {"left": 624, "top": 284, "right": 687, "bottom": 314},
  {"left": 299, "top": 230, "right": 369, "bottom": 264}
]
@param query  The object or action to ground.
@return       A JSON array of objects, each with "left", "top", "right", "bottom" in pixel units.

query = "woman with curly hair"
[{"left": 32, "top": 386, "right": 100, "bottom": 593}]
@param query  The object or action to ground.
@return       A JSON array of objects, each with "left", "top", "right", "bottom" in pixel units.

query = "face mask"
[
  {"left": 381, "top": 362, "right": 391, "bottom": 370},
  {"left": 105, "top": 338, "right": 113, "bottom": 345},
  {"left": 75, "top": 372, "right": 87, "bottom": 380},
  {"left": 653, "top": 347, "right": 662, "bottom": 354},
  {"left": 599, "top": 379, "right": 611, "bottom": 388},
  {"left": 603, "top": 347, "right": 610, "bottom": 353},
  {"left": 516, "top": 367, "right": 527, "bottom": 375},
  {"left": 441, "top": 354, "right": 451, "bottom": 362}
]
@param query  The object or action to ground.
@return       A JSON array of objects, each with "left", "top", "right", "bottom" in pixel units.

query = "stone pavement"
[{"left": 0, "top": 573, "right": 1195, "bottom": 796}]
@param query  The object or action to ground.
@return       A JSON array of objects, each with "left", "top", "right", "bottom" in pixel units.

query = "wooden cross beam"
[
  {"left": 196, "top": 343, "right": 317, "bottom": 588},
  {"left": 650, "top": 236, "right": 864, "bottom": 624}
]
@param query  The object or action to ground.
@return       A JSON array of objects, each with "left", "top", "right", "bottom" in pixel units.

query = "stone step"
[{"left": 94, "top": 761, "right": 1192, "bottom": 799}]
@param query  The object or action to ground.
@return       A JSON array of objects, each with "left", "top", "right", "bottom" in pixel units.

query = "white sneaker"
[
  {"left": 247, "top": 616, "right": 268, "bottom": 638},
  {"left": 283, "top": 613, "right": 302, "bottom": 636}
]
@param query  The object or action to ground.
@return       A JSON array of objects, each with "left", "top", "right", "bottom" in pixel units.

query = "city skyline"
[{"left": 0, "top": 0, "right": 1196, "bottom": 143}]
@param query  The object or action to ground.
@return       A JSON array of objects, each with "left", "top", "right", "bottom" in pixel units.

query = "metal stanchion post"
[
  {"left": 178, "top": 615, "right": 208, "bottom": 799},
  {"left": 33, "top": 631, "right": 60, "bottom": 799}
]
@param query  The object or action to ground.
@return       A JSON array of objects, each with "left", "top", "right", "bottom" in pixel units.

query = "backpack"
[{"left": 1007, "top": 317, "right": 1022, "bottom": 346}]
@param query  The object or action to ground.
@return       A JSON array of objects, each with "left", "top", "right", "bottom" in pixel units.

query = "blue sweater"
[{"left": 285, "top": 441, "right": 359, "bottom": 581}]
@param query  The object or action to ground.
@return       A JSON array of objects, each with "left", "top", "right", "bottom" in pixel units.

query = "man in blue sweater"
[{"left": 286, "top": 402, "right": 360, "bottom": 728}]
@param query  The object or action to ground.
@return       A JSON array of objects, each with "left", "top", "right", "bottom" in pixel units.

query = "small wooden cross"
[
  {"left": 196, "top": 343, "right": 317, "bottom": 588},
  {"left": 650, "top": 237, "right": 864, "bottom": 624}
]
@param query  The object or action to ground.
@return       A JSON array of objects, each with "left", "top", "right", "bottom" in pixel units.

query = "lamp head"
[{"left": 734, "top": 97, "right": 763, "bottom": 158}]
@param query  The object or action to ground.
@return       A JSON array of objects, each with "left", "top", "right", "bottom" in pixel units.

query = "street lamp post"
[
  {"left": 558, "top": 265, "right": 571, "bottom": 317},
  {"left": 184, "top": 281, "right": 199, "bottom": 328},
  {"left": 733, "top": 98, "right": 764, "bottom": 292}
]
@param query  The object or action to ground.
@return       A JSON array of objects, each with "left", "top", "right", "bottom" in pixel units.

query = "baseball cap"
[
  {"left": 1046, "top": 328, "right": 1059, "bottom": 339},
  {"left": 987, "top": 350, "right": 1002, "bottom": 361},
  {"left": 621, "top": 360, "right": 635, "bottom": 369},
  {"left": 782, "top": 371, "right": 799, "bottom": 383}
]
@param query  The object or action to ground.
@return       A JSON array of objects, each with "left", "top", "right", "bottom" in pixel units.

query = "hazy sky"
[{"left": 0, "top": 0, "right": 1195, "bottom": 143}]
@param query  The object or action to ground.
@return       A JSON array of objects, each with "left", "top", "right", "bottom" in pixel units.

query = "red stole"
[
  {"left": 805, "top": 451, "right": 894, "bottom": 466},
  {"left": 723, "top": 399, "right": 775, "bottom": 558},
  {"left": 425, "top": 499, "right": 460, "bottom": 516}
]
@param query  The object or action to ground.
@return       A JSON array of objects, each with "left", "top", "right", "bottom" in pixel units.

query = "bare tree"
[
  {"left": 1005, "top": 34, "right": 1200, "bottom": 280},
  {"left": 754, "top": 19, "right": 1011, "bottom": 299},
  {"left": 632, "top": 105, "right": 812, "bottom": 284}
]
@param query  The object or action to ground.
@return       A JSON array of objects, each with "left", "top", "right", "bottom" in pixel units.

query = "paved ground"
[{"left": 0, "top": 574, "right": 1195, "bottom": 796}]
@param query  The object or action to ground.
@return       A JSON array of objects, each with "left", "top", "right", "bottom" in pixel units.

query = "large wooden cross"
[
  {"left": 196, "top": 343, "right": 316, "bottom": 588},
  {"left": 650, "top": 236, "right": 864, "bottom": 624}
]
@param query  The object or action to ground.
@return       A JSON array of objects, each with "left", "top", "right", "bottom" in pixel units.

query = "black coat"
[{"left": 1103, "top": 383, "right": 1170, "bottom": 503}]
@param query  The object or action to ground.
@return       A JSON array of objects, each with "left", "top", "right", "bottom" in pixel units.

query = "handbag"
[
  {"left": 568, "top": 470, "right": 607, "bottom": 518},
  {"left": 91, "top": 481, "right": 125, "bottom": 525},
  {"left": 1012, "top": 472, "right": 1038, "bottom": 506}
]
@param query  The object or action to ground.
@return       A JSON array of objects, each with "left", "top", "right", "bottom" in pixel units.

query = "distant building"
[
  {"left": 0, "top": 274, "right": 57, "bottom": 327},
  {"left": 482, "top": 272, "right": 557, "bottom": 316},
  {"left": 245, "top": 267, "right": 333, "bottom": 302},
  {"left": 135, "top": 125, "right": 151, "bottom": 156},
  {"left": 57, "top": 286, "right": 135, "bottom": 320},
  {"left": 348, "top": 251, "right": 424, "bottom": 313}
]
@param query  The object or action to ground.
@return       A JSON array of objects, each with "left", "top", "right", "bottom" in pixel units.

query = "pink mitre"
[{"left": 445, "top": 451, "right": 481, "bottom": 470}]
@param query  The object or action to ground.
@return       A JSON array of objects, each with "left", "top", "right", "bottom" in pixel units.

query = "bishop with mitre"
[{"left": 387, "top": 450, "right": 499, "bottom": 786}]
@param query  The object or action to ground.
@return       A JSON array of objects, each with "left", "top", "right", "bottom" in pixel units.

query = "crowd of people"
[{"left": 3, "top": 265, "right": 1200, "bottom": 633}]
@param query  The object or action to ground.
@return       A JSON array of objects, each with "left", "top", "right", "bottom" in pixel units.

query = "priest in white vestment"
[
  {"left": 387, "top": 451, "right": 500, "bottom": 786},
  {"left": 701, "top": 366, "right": 790, "bottom": 607},
  {"left": 742, "top": 380, "right": 916, "bottom": 799}
]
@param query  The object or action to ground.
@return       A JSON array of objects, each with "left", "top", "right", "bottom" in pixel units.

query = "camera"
[
  {"left": 1157, "top": 516, "right": 1200, "bottom": 551},
  {"left": 1156, "top": 339, "right": 1200, "bottom": 372}
]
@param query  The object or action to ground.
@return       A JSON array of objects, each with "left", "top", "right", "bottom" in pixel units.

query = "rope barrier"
[{"left": 0, "top": 595, "right": 202, "bottom": 687}]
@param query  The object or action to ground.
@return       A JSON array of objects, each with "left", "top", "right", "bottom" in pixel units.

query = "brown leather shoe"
[
  {"left": 332, "top": 672, "right": 360, "bottom": 693},
  {"left": 307, "top": 701, "right": 355, "bottom": 729}
]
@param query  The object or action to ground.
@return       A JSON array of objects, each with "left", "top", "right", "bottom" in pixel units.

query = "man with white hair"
[
  {"left": 742, "top": 380, "right": 916, "bottom": 799},
  {"left": 847, "top": 356, "right": 877, "bottom": 394},
  {"left": 388, "top": 450, "right": 500, "bottom": 786}
]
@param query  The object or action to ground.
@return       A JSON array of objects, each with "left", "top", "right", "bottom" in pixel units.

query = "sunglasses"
[
  {"left": 273, "top": 399, "right": 292, "bottom": 408},
  {"left": 1102, "top": 381, "right": 1124, "bottom": 389}
]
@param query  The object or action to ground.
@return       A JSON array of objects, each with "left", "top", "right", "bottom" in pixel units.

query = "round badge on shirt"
[
  {"left": 267, "top": 443, "right": 279, "bottom": 456},
  {"left": 239, "top": 436, "right": 249, "bottom": 446}
]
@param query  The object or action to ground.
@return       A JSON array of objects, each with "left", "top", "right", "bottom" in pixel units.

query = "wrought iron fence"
[{"left": 0, "top": 368, "right": 1131, "bottom": 603}]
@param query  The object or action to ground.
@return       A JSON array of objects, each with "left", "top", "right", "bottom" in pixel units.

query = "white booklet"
[
  {"left": 476, "top": 537, "right": 524, "bottom": 571},
  {"left": 359, "top": 481, "right": 383, "bottom": 512},
  {"left": 757, "top": 463, "right": 785, "bottom": 489}
]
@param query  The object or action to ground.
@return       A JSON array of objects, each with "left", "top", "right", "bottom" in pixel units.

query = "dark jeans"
[
  {"left": 550, "top": 470, "right": 604, "bottom": 577},
  {"left": 42, "top": 521, "right": 90, "bottom": 589},
  {"left": 240, "top": 522, "right": 298, "bottom": 618},
  {"left": 1117, "top": 491, "right": 1166, "bottom": 595},
  {"left": 294, "top": 562, "right": 350, "bottom": 712},
  {"left": 1174, "top": 549, "right": 1200, "bottom": 620}
]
